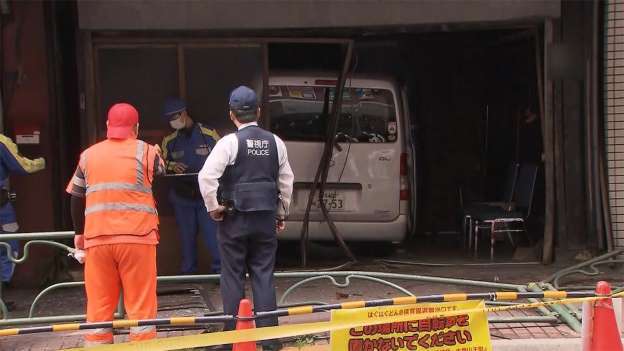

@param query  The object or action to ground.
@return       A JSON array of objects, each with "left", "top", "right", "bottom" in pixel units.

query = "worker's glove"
[
  {"left": 34, "top": 157, "right": 46, "bottom": 171},
  {"left": 69, "top": 234, "right": 86, "bottom": 264},
  {"left": 70, "top": 249, "right": 86, "bottom": 264}
]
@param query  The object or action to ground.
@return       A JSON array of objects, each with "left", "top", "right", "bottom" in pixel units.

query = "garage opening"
[
  {"left": 399, "top": 30, "right": 546, "bottom": 260},
  {"left": 266, "top": 30, "right": 545, "bottom": 261},
  {"left": 89, "top": 29, "right": 545, "bottom": 268}
]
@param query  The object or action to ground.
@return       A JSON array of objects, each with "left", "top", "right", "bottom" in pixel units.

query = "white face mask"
[{"left": 169, "top": 117, "right": 185, "bottom": 130}]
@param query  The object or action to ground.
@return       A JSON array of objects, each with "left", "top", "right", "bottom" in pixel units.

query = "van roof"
[{"left": 269, "top": 71, "right": 398, "bottom": 91}]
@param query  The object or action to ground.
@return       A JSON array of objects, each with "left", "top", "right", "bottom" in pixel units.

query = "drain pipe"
[{"left": 594, "top": 0, "right": 614, "bottom": 252}]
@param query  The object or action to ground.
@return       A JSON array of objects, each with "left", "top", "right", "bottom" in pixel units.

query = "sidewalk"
[
  {"left": 281, "top": 338, "right": 623, "bottom": 351},
  {"left": 2, "top": 244, "right": 620, "bottom": 350},
  {"left": 0, "top": 333, "right": 593, "bottom": 351},
  {"left": 0, "top": 309, "right": 581, "bottom": 351}
]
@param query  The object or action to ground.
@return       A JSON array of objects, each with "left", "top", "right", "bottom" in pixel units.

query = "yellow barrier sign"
[{"left": 330, "top": 300, "right": 491, "bottom": 351}]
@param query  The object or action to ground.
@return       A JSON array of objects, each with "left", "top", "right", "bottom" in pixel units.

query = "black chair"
[
  {"left": 461, "top": 163, "right": 520, "bottom": 249},
  {"left": 472, "top": 163, "right": 538, "bottom": 260}
]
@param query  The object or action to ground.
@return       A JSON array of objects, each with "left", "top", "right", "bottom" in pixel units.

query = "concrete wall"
[
  {"left": 555, "top": 1, "right": 592, "bottom": 250},
  {"left": 77, "top": 0, "right": 560, "bottom": 30}
]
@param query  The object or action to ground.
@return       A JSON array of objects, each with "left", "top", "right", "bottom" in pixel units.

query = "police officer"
[
  {"left": 198, "top": 86, "right": 293, "bottom": 351},
  {"left": 0, "top": 135, "right": 45, "bottom": 289},
  {"left": 162, "top": 97, "right": 221, "bottom": 274}
]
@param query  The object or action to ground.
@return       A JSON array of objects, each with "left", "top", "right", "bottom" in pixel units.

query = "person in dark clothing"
[
  {"left": 517, "top": 106, "right": 543, "bottom": 164},
  {"left": 198, "top": 86, "right": 294, "bottom": 351},
  {"left": 161, "top": 97, "right": 221, "bottom": 274}
]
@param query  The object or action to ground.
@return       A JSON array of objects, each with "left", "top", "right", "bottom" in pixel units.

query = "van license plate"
[{"left": 313, "top": 191, "right": 346, "bottom": 211}]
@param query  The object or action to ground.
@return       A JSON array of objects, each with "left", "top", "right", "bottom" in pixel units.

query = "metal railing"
[{"left": 0, "top": 231, "right": 593, "bottom": 332}]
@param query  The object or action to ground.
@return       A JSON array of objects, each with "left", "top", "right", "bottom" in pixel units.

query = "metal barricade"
[{"left": 0, "top": 231, "right": 578, "bottom": 330}]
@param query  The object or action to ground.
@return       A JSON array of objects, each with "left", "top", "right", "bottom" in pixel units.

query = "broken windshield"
[{"left": 269, "top": 86, "right": 398, "bottom": 143}]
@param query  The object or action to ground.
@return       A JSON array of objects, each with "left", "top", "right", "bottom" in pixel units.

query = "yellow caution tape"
[
  {"left": 495, "top": 291, "right": 518, "bottom": 300},
  {"left": 341, "top": 301, "right": 366, "bottom": 309},
  {"left": 53, "top": 324, "right": 81, "bottom": 332},
  {"left": 543, "top": 291, "right": 568, "bottom": 299},
  {"left": 443, "top": 293, "right": 468, "bottom": 302},
  {"left": 112, "top": 320, "right": 138, "bottom": 329},
  {"left": 169, "top": 317, "right": 196, "bottom": 326},
  {"left": 0, "top": 328, "right": 18, "bottom": 337},
  {"left": 392, "top": 296, "right": 417, "bottom": 305},
  {"left": 64, "top": 292, "right": 622, "bottom": 351},
  {"left": 63, "top": 313, "right": 419, "bottom": 351},
  {"left": 287, "top": 306, "right": 314, "bottom": 316}
]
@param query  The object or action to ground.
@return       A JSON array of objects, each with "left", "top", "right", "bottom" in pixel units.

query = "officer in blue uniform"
[
  {"left": 0, "top": 135, "right": 45, "bottom": 287},
  {"left": 198, "top": 86, "right": 294, "bottom": 351},
  {"left": 161, "top": 98, "right": 221, "bottom": 274}
]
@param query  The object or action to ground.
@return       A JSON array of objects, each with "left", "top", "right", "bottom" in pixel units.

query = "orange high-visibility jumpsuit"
[{"left": 67, "top": 138, "right": 164, "bottom": 345}]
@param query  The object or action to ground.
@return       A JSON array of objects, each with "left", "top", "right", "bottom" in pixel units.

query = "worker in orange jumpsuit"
[{"left": 66, "top": 102, "right": 165, "bottom": 346}]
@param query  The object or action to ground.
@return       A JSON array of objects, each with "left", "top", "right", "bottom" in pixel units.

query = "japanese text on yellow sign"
[{"left": 331, "top": 300, "right": 491, "bottom": 351}]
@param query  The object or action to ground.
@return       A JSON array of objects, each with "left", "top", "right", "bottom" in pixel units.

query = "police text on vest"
[{"left": 246, "top": 139, "right": 270, "bottom": 156}]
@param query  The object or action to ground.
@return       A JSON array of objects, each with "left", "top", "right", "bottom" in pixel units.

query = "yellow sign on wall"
[{"left": 330, "top": 300, "right": 491, "bottom": 351}]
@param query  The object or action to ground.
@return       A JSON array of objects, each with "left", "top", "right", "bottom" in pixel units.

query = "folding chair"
[
  {"left": 461, "top": 163, "right": 519, "bottom": 250},
  {"left": 472, "top": 163, "right": 538, "bottom": 260}
]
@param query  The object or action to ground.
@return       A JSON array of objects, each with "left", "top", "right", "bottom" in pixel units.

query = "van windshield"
[{"left": 269, "top": 85, "right": 398, "bottom": 143}]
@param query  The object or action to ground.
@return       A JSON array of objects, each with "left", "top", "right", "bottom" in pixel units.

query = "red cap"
[{"left": 107, "top": 103, "right": 139, "bottom": 139}]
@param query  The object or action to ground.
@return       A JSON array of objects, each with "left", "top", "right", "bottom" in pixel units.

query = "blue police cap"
[
  {"left": 229, "top": 86, "right": 258, "bottom": 111},
  {"left": 162, "top": 97, "right": 186, "bottom": 120}
]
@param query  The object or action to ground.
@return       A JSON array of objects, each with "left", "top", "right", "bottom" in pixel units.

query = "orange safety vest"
[{"left": 81, "top": 138, "right": 159, "bottom": 238}]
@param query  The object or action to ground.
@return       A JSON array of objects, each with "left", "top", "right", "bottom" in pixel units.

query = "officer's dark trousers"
[{"left": 217, "top": 210, "right": 279, "bottom": 348}]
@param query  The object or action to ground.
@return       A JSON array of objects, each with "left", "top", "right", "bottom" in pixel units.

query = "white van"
[{"left": 268, "top": 73, "right": 415, "bottom": 242}]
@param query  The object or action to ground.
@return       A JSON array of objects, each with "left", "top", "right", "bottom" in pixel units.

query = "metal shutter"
[{"left": 606, "top": 0, "right": 624, "bottom": 249}]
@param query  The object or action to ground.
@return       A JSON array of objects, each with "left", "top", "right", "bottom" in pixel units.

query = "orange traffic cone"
[
  {"left": 584, "top": 281, "right": 623, "bottom": 351},
  {"left": 233, "top": 299, "right": 257, "bottom": 351}
]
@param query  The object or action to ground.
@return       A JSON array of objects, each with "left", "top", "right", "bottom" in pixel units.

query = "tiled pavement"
[
  {"left": 488, "top": 309, "right": 579, "bottom": 340},
  {"left": 0, "top": 309, "right": 581, "bottom": 350},
  {"left": 0, "top": 259, "right": 604, "bottom": 350}
]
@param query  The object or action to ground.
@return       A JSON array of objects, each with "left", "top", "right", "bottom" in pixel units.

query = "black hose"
[
  {"left": 318, "top": 43, "right": 357, "bottom": 263},
  {"left": 298, "top": 87, "right": 331, "bottom": 267},
  {"left": 299, "top": 42, "right": 357, "bottom": 267}
]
